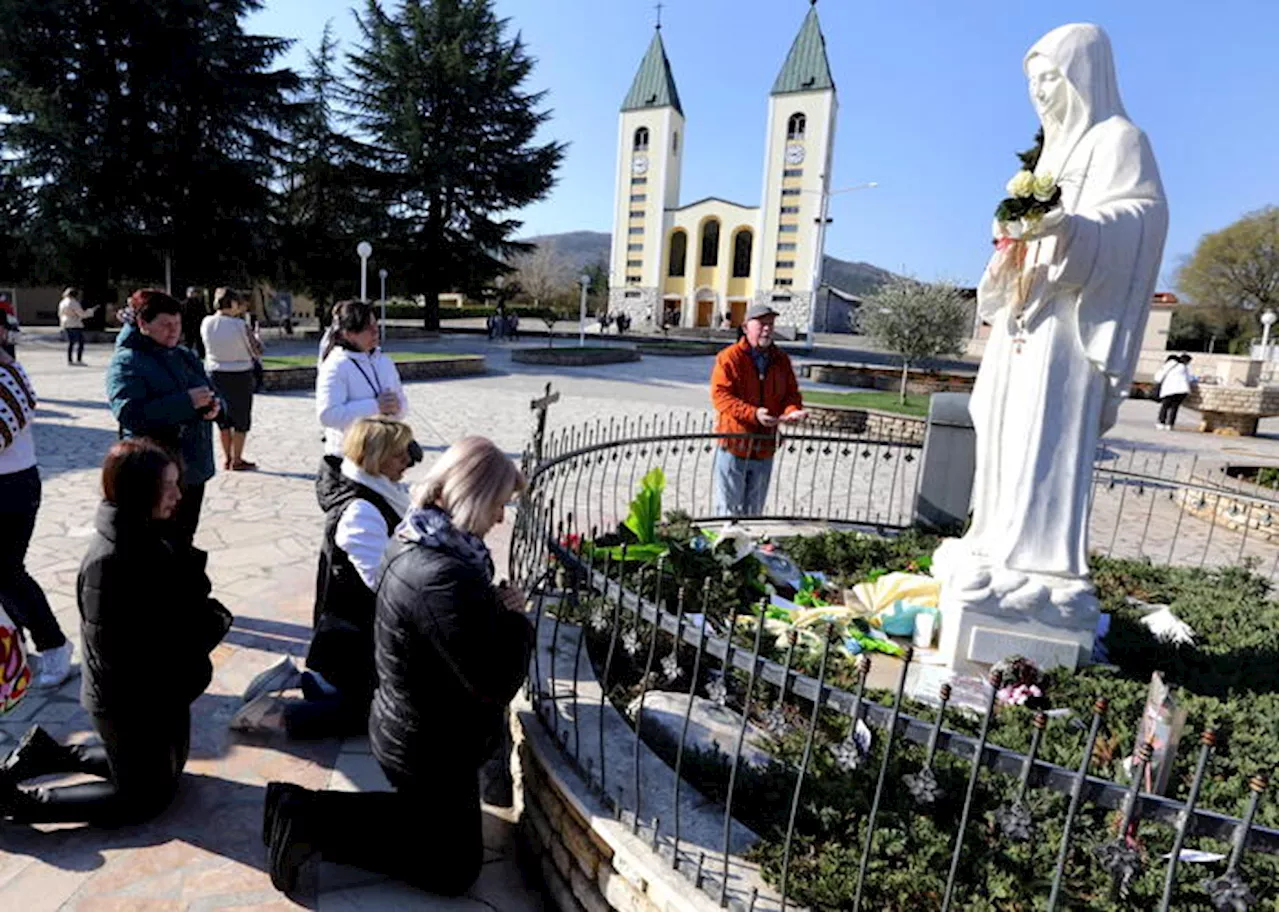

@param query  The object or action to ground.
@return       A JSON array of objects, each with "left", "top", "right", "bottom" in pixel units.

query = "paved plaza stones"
[{"left": 1, "top": 331, "right": 1275, "bottom": 910}]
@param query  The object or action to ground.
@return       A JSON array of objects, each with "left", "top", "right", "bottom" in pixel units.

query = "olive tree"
[
  {"left": 1176, "top": 206, "right": 1278, "bottom": 313},
  {"left": 861, "top": 278, "right": 971, "bottom": 403}
]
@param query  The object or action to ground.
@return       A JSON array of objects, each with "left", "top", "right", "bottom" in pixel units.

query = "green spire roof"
[
  {"left": 621, "top": 31, "right": 683, "bottom": 115},
  {"left": 771, "top": 6, "right": 835, "bottom": 95}
]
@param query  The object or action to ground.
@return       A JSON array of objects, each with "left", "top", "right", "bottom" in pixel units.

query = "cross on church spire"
[{"left": 654, "top": 1, "right": 663, "bottom": 30}]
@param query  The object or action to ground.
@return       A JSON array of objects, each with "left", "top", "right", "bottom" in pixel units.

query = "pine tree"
[
  {"left": 345, "top": 0, "right": 565, "bottom": 329},
  {"left": 279, "top": 23, "right": 378, "bottom": 318},
  {"left": 0, "top": 0, "right": 297, "bottom": 296}
]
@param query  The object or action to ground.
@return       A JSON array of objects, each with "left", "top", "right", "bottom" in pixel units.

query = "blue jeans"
[{"left": 712, "top": 448, "right": 774, "bottom": 517}]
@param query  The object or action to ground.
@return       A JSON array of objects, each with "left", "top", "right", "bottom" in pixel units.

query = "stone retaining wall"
[
  {"left": 1186, "top": 385, "right": 1280, "bottom": 436},
  {"left": 805, "top": 404, "right": 926, "bottom": 444},
  {"left": 804, "top": 362, "right": 976, "bottom": 395},
  {"left": 1177, "top": 473, "right": 1279, "bottom": 544},
  {"left": 512, "top": 348, "right": 641, "bottom": 366},
  {"left": 259, "top": 356, "right": 485, "bottom": 391}
]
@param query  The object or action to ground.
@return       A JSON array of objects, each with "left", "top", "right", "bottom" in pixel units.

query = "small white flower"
[
  {"left": 589, "top": 605, "right": 608, "bottom": 632},
  {"left": 1006, "top": 169, "right": 1036, "bottom": 198},
  {"left": 661, "top": 652, "right": 680, "bottom": 682},
  {"left": 622, "top": 628, "right": 641, "bottom": 657},
  {"left": 706, "top": 674, "right": 728, "bottom": 706}
]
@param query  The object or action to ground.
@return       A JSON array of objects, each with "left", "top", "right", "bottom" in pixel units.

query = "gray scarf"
[{"left": 396, "top": 505, "right": 494, "bottom": 583}]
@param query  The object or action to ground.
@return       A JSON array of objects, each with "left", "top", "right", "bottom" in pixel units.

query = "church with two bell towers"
[{"left": 607, "top": 4, "right": 838, "bottom": 333}]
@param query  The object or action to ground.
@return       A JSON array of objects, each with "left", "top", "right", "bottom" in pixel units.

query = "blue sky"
[{"left": 247, "top": 1, "right": 1278, "bottom": 288}]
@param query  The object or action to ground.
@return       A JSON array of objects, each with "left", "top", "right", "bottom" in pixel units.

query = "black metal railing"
[
  {"left": 519, "top": 541, "right": 1277, "bottom": 911},
  {"left": 509, "top": 389, "right": 1278, "bottom": 911}
]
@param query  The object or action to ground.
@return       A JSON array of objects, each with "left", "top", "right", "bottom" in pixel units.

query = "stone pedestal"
[
  {"left": 914, "top": 393, "right": 975, "bottom": 532},
  {"left": 932, "top": 539, "right": 1100, "bottom": 676}
]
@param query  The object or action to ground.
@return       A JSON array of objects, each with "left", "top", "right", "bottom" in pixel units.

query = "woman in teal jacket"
[{"left": 105, "top": 289, "right": 221, "bottom": 547}]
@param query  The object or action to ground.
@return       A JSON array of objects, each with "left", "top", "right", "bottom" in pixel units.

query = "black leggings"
[
  {"left": 0, "top": 466, "right": 66, "bottom": 652},
  {"left": 1158, "top": 393, "right": 1187, "bottom": 426},
  {"left": 7, "top": 709, "right": 190, "bottom": 826},
  {"left": 304, "top": 766, "right": 482, "bottom": 895}
]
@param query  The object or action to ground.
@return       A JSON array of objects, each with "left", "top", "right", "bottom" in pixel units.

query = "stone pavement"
[{"left": 2, "top": 332, "right": 1275, "bottom": 910}]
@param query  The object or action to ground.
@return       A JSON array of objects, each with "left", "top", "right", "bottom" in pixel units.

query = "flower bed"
[
  {"left": 258, "top": 353, "right": 485, "bottom": 391},
  {"left": 557, "top": 516, "right": 1278, "bottom": 911}
]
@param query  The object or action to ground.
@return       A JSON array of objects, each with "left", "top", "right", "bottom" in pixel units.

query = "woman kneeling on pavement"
[
  {"left": 264, "top": 436, "right": 532, "bottom": 897},
  {"left": 0, "top": 440, "right": 231, "bottom": 825},
  {"left": 233, "top": 416, "right": 414, "bottom": 737}
]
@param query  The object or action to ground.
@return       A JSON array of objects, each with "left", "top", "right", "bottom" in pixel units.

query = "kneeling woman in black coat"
[
  {"left": 0, "top": 440, "right": 231, "bottom": 825},
  {"left": 264, "top": 436, "right": 533, "bottom": 897}
]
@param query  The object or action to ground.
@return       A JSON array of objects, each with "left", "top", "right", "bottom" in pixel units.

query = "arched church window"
[
  {"left": 700, "top": 220, "right": 720, "bottom": 268},
  {"left": 668, "top": 231, "right": 687, "bottom": 277},
  {"left": 732, "top": 230, "right": 752, "bottom": 278},
  {"left": 787, "top": 112, "right": 806, "bottom": 140},
  {"left": 634, "top": 127, "right": 650, "bottom": 151}
]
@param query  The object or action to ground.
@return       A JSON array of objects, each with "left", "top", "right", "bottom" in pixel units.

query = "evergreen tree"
[
  {"left": 279, "top": 23, "right": 377, "bottom": 318},
  {"left": 345, "top": 0, "right": 565, "bottom": 328},
  {"left": 0, "top": 0, "right": 297, "bottom": 296}
]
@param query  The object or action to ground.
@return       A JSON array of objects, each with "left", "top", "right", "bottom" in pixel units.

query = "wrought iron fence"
[
  {"left": 509, "top": 388, "right": 1279, "bottom": 910},
  {"left": 517, "top": 543, "right": 1277, "bottom": 912}
]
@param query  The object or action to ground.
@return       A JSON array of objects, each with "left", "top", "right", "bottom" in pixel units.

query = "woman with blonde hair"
[
  {"left": 234, "top": 416, "right": 415, "bottom": 737},
  {"left": 263, "top": 436, "right": 532, "bottom": 897}
]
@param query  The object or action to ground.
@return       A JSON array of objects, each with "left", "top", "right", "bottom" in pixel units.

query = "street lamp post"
[
  {"left": 379, "top": 268, "right": 389, "bottom": 336},
  {"left": 1261, "top": 309, "right": 1277, "bottom": 349},
  {"left": 357, "top": 241, "right": 373, "bottom": 302},
  {"left": 805, "top": 181, "right": 877, "bottom": 350},
  {"left": 578, "top": 273, "right": 591, "bottom": 347}
]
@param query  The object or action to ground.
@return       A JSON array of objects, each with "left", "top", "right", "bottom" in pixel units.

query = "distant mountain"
[
  {"left": 820, "top": 257, "right": 899, "bottom": 298},
  {"left": 520, "top": 231, "right": 611, "bottom": 274},
  {"left": 520, "top": 231, "right": 899, "bottom": 297}
]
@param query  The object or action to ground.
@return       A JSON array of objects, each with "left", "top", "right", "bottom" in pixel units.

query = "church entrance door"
[
  {"left": 729, "top": 300, "right": 747, "bottom": 327},
  {"left": 696, "top": 299, "right": 714, "bottom": 327}
]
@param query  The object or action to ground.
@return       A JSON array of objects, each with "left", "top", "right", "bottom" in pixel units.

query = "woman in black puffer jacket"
[
  {"left": 264, "top": 436, "right": 532, "bottom": 897},
  {"left": 0, "top": 439, "right": 231, "bottom": 825}
]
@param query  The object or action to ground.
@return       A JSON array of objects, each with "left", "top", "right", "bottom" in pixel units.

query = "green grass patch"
[
  {"left": 803, "top": 388, "right": 931, "bottom": 417},
  {"left": 262, "top": 352, "right": 480, "bottom": 369}
]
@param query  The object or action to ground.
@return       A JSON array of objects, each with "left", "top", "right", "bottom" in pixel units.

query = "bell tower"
[
  {"left": 609, "top": 27, "right": 684, "bottom": 324},
  {"left": 756, "top": 3, "right": 837, "bottom": 329}
]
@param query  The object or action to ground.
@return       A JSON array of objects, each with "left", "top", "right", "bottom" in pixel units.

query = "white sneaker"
[
  {"left": 1155, "top": 422, "right": 1166, "bottom": 430},
  {"left": 34, "top": 641, "right": 75, "bottom": 688},
  {"left": 229, "top": 692, "right": 287, "bottom": 734},
  {"left": 240, "top": 657, "right": 301, "bottom": 704}
]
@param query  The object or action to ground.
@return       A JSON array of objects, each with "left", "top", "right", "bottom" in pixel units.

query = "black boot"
[
  {"left": 267, "top": 787, "right": 320, "bottom": 894},
  {"left": 262, "top": 781, "right": 308, "bottom": 847},
  {"left": 1, "top": 727, "right": 74, "bottom": 784}
]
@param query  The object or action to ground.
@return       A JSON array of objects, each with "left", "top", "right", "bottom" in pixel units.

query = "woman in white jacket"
[
  {"left": 314, "top": 301, "right": 407, "bottom": 505},
  {"left": 1154, "top": 353, "right": 1193, "bottom": 430}
]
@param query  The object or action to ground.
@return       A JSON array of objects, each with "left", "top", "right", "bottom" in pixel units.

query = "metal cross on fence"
[{"left": 529, "top": 382, "right": 560, "bottom": 467}]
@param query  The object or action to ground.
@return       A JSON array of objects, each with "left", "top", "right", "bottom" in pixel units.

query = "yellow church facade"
[{"left": 607, "top": 6, "right": 838, "bottom": 334}]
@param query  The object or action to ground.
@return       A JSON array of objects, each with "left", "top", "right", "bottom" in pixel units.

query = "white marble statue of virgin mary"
[{"left": 940, "top": 24, "right": 1167, "bottom": 605}]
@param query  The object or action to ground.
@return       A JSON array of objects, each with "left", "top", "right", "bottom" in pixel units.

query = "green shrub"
[{"left": 571, "top": 524, "right": 1279, "bottom": 910}]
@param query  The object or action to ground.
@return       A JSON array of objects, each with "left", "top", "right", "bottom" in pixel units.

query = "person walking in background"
[
  {"left": 0, "top": 440, "right": 231, "bottom": 826},
  {"left": 0, "top": 320, "right": 74, "bottom": 688},
  {"left": 201, "top": 288, "right": 258, "bottom": 472},
  {"left": 180, "top": 288, "right": 208, "bottom": 359},
  {"left": 1154, "top": 352, "right": 1193, "bottom": 430},
  {"left": 57, "top": 288, "right": 96, "bottom": 366},
  {"left": 263, "top": 436, "right": 532, "bottom": 897},
  {"left": 315, "top": 301, "right": 406, "bottom": 508},
  {"left": 710, "top": 303, "right": 808, "bottom": 516},
  {"left": 233, "top": 417, "right": 415, "bottom": 737},
  {"left": 106, "top": 289, "right": 221, "bottom": 548}
]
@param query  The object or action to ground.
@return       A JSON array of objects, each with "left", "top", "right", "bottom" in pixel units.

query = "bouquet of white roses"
[
  {"left": 992, "top": 129, "right": 1062, "bottom": 240},
  {"left": 988, "top": 131, "right": 1063, "bottom": 307}
]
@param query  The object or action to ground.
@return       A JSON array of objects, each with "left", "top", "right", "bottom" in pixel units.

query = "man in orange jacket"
[{"left": 710, "top": 303, "right": 808, "bottom": 516}]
